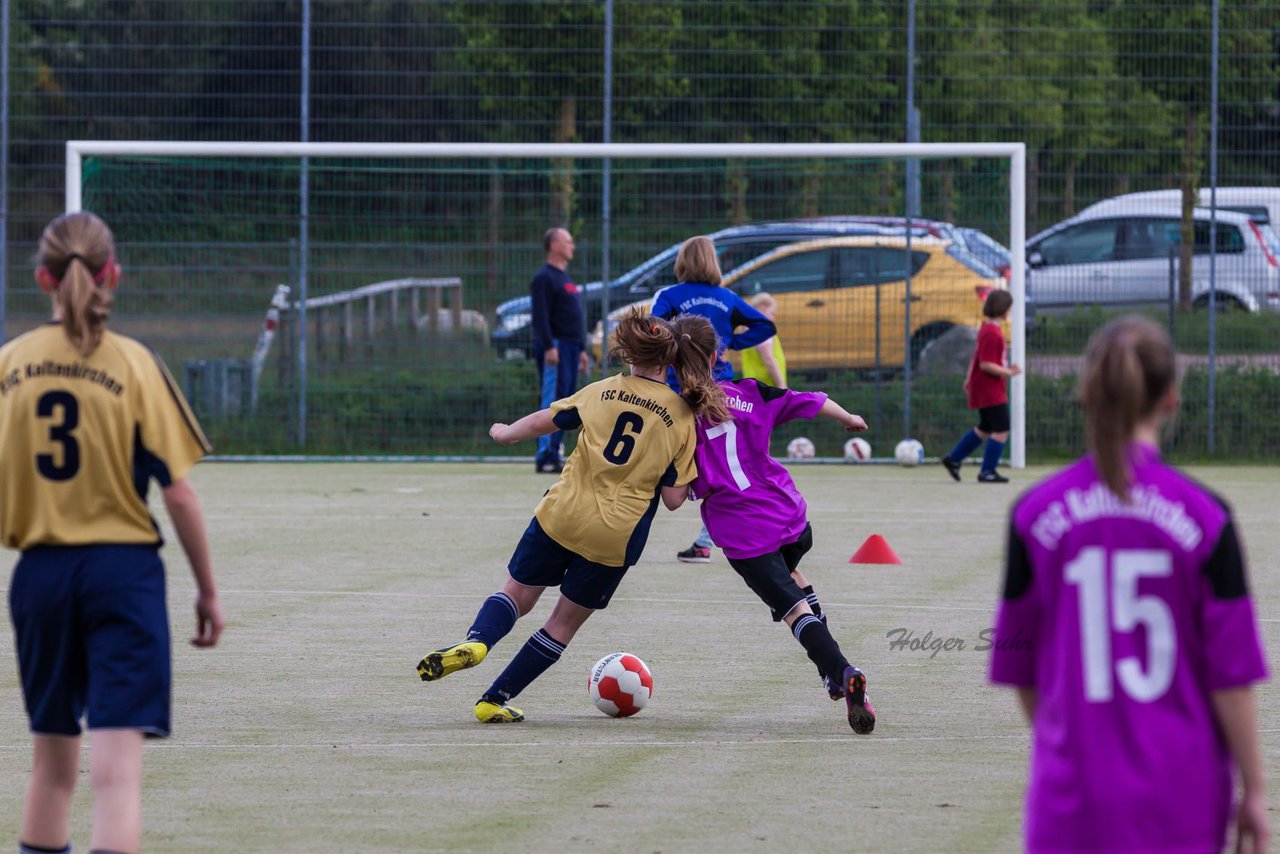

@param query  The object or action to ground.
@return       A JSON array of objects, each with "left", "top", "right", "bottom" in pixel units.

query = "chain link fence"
[{"left": 9, "top": 1, "right": 1280, "bottom": 459}]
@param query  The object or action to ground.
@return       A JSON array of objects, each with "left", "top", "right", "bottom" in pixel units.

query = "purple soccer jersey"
[
  {"left": 989, "top": 444, "right": 1267, "bottom": 853},
  {"left": 691, "top": 380, "right": 827, "bottom": 559}
]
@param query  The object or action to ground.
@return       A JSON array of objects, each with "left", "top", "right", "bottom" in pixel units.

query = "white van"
[
  {"left": 1026, "top": 205, "right": 1280, "bottom": 314},
  {"left": 1080, "top": 187, "right": 1280, "bottom": 229}
]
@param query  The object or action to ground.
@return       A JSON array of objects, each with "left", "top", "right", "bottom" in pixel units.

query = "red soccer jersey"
[{"left": 967, "top": 321, "right": 1008, "bottom": 408}]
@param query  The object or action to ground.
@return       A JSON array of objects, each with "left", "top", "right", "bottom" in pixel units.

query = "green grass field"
[{"left": 2, "top": 462, "right": 1278, "bottom": 852}]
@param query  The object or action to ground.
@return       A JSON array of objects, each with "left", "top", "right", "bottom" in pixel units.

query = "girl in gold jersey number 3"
[
  {"left": 1, "top": 212, "right": 223, "bottom": 854},
  {"left": 417, "top": 308, "right": 726, "bottom": 723}
]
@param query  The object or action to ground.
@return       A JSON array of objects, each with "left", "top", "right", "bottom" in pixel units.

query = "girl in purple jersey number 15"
[{"left": 989, "top": 314, "right": 1268, "bottom": 854}]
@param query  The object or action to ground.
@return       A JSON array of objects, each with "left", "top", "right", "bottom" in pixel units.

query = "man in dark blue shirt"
[{"left": 530, "top": 227, "right": 588, "bottom": 473}]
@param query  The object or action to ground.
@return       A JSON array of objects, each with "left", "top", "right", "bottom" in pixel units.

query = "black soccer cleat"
[
  {"left": 941, "top": 455, "right": 962, "bottom": 482},
  {"left": 843, "top": 666, "right": 876, "bottom": 734}
]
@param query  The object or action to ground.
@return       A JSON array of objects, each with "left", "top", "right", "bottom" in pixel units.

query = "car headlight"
[{"left": 499, "top": 312, "right": 531, "bottom": 332}]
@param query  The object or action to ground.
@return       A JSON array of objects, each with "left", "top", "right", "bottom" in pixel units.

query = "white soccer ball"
[
  {"left": 786, "top": 436, "right": 816, "bottom": 459},
  {"left": 844, "top": 437, "right": 872, "bottom": 462},
  {"left": 588, "top": 652, "right": 653, "bottom": 718},
  {"left": 894, "top": 438, "right": 925, "bottom": 467}
]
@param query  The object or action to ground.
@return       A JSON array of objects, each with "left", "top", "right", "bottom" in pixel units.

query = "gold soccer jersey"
[
  {"left": 534, "top": 374, "right": 696, "bottom": 566},
  {"left": 0, "top": 324, "right": 210, "bottom": 549}
]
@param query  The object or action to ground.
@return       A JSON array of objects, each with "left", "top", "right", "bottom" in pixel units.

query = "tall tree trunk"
[
  {"left": 1063, "top": 154, "right": 1078, "bottom": 219},
  {"left": 1026, "top": 148, "right": 1040, "bottom": 235},
  {"left": 487, "top": 160, "right": 502, "bottom": 299},
  {"left": 1178, "top": 107, "right": 1202, "bottom": 312},
  {"left": 941, "top": 171, "right": 955, "bottom": 223},
  {"left": 725, "top": 127, "right": 750, "bottom": 224},
  {"left": 550, "top": 96, "right": 577, "bottom": 226}
]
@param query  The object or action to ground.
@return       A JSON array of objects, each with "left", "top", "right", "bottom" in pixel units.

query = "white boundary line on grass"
[
  {"left": 215, "top": 587, "right": 998, "bottom": 612},
  {"left": 212, "top": 587, "right": 1280, "bottom": 621}
]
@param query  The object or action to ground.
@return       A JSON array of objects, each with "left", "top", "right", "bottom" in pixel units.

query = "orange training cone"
[{"left": 849, "top": 534, "right": 902, "bottom": 565}]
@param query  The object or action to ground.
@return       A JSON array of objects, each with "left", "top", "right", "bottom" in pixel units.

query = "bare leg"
[
  {"left": 500, "top": 576, "right": 545, "bottom": 617},
  {"left": 21, "top": 734, "right": 80, "bottom": 850},
  {"left": 89, "top": 729, "right": 145, "bottom": 854},
  {"left": 543, "top": 594, "right": 595, "bottom": 644}
]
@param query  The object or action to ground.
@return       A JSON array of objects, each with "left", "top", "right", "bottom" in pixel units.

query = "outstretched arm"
[
  {"left": 818, "top": 398, "right": 868, "bottom": 433},
  {"left": 490, "top": 409, "right": 558, "bottom": 445}
]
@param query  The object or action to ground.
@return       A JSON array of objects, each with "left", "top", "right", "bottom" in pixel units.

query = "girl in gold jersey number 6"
[
  {"left": 0, "top": 212, "right": 223, "bottom": 854},
  {"left": 417, "top": 308, "right": 726, "bottom": 723}
]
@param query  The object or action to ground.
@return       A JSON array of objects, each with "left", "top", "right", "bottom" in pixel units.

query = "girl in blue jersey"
[
  {"left": 653, "top": 235, "right": 775, "bottom": 564},
  {"left": 417, "top": 310, "right": 728, "bottom": 723},
  {"left": 1, "top": 213, "right": 223, "bottom": 854}
]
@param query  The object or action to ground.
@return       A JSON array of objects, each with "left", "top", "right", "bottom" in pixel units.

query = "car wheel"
[{"left": 1192, "top": 293, "right": 1247, "bottom": 312}]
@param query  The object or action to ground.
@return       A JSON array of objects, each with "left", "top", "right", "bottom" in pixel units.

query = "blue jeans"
[{"left": 535, "top": 337, "right": 582, "bottom": 465}]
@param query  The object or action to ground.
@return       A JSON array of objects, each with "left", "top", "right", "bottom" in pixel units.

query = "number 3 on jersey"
[
  {"left": 1065, "top": 547, "right": 1176, "bottom": 703},
  {"left": 36, "top": 390, "right": 81, "bottom": 481}
]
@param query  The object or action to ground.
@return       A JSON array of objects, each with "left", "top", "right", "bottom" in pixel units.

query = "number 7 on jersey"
[{"left": 705, "top": 421, "right": 750, "bottom": 491}]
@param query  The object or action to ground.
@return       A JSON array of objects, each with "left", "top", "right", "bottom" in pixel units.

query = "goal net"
[{"left": 63, "top": 141, "right": 1026, "bottom": 465}]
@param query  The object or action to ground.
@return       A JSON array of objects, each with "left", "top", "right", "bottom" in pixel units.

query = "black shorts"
[
  {"left": 977, "top": 403, "right": 1010, "bottom": 434},
  {"left": 726, "top": 523, "right": 814, "bottom": 623}
]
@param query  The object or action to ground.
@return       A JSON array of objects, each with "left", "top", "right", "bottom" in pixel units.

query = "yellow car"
[{"left": 591, "top": 235, "right": 1006, "bottom": 371}]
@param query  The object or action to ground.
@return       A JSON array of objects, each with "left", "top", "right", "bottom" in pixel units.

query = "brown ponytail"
[
  {"left": 37, "top": 212, "right": 116, "bottom": 358},
  {"left": 1079, "top": 314, "right": 1176, "bottom": 499},
  {"left": 609, "top": 306, "right": 679, "bottom": 371},
  {"left": 667, "top": 314, "right": 729, "bottom": 425}
]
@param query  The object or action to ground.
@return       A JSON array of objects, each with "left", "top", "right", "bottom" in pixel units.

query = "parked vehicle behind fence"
[
  {"left": 1026, "top": 205, "right": 1280, "bottom": 314},
  {"left": 591, "top": 235, "right": 1006, "bottom": 372},
  {"left": 491, "top": 217, "right": 1010, "bottom": 361}
]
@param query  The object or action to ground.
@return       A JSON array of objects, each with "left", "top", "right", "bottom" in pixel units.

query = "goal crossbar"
[{"left": 65, "top": 140, "right": 1028, "bottom": 467}]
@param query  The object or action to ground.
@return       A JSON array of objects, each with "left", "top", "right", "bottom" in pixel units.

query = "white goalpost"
[{"left": 65, "top": 140, "right": 1028, "bottom": 467}]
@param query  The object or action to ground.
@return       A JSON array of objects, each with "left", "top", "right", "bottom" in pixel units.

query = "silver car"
[{"left": 1026, "top": 206, "right": 1280, "bottom": 313}]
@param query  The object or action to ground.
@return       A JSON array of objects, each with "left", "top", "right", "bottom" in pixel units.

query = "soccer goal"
[{"left": 64, "top": 140, "right": 1026, "bottom": 465}]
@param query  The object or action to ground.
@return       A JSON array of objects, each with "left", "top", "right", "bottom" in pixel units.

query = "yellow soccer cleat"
[
  {"left": 417, "top": 640, "right": 488, "bottom": 682},
  {"left": 474, "top": 699, "right": 524, "bottom": 723}
]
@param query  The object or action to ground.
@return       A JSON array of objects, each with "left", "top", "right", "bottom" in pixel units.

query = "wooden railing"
[{"left": 276, "top": 277, "right": 465, "bottom": 376}]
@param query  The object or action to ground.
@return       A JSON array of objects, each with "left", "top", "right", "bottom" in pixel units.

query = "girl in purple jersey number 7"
[
  {"left": 989, "top": 314, "right": 1268, "bottom": 854},
  {"left": 667, "top": 337, "right": 876, "bottom": 734}
]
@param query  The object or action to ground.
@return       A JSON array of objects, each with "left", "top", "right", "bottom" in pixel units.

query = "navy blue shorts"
[
  {"left": 508, "top": 518, "right": 629, "bottom": 610},
  {"left": 726, "top": 523, "right": 815, "bottom": 622},
  {"left": 9, "top": 544, "right": 172, "bottom": 737}
]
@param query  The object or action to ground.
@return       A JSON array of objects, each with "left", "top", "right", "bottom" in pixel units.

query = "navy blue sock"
[
  {"left": 483, "top": 628, "right": 566, "bottom": 704},
  {"left": 981, "top": 438, "right": 1006, "bottom": 473},
  {"left": 466, "top": 592, "right": 519, "bottom": 649},
  {"left": 947, "top": 429, "right": 983, "bottom": 462},
  {"left": 792, "top": 614, "right": 849, "bottom": 685}
]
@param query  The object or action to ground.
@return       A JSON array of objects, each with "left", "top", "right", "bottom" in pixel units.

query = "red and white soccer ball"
[
  {"left": 844, "top": 437, "right": 872, "bottom": 462},
  {"left": 588, "top": 652, "right": 653, "bottom": 718},
  {"left": 786, "top": 436, "right": 816, "bottom": 460}
]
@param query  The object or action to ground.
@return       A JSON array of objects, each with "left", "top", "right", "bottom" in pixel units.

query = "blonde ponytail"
[{"left": 38, "top": 212, "right": 116, "bottom": 358}]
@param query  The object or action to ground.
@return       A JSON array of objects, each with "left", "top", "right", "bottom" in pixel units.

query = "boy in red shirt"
[{"left": 941, "top": 289, "right": 1021, "bottom": 483}]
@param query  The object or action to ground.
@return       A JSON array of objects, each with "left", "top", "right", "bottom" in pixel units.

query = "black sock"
[
  {"left": 791, "top": 614, "right": 849, "bottom": 684},
  {"left": 482, "top": 628, "right": 566, "bottom": 704},
  {"left": 20, "top": 844, "right": 70, "bottom": 854},
  {"left": 801, "top": 585, "right": 825, "bottom": 622}
]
